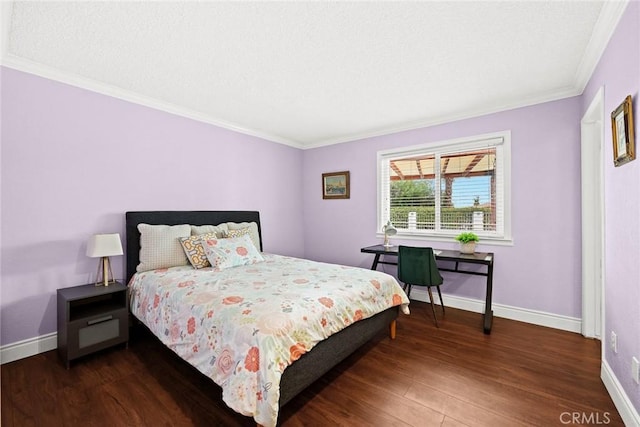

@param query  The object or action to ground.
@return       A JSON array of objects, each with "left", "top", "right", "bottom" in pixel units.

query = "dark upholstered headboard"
[{"left": 125, "top": 211, "right": 262, "bottom": 284}]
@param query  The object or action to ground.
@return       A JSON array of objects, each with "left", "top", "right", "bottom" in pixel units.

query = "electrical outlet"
[
  {"left": 610, "top": 331, "right": 618, "bottom": 353},
  {"left": 632, "top": 357, "right": 639, "bottom": 385}
]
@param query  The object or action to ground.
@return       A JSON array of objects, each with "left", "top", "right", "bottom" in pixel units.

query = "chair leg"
[
  {"left": 404, "top": 284, "right": 412, "bottom": 299},
  {"left": 426, "top": 287, "right": 439, "bottom": 328},
  {"left": 436, "top": 286, "right": 445, "bottom": 314}
]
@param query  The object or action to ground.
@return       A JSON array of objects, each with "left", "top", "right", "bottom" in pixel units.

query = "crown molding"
[
  {"left": 573, "top": 0, "right": 629, "bottom": 93},
  {"left": 0, "top": 54, "right": 589, "bottom": 152},
  {"left": 0, "top": 56, "right": 305, "bottom": 150},
  {"left": 303, "top": 85, "right": 582, "bottom": 149},
  {"left": 1, "top": 0, "right": 624, "bottom": 151}
]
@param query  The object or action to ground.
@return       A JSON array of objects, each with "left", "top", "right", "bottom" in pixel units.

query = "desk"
[{"left": 361, "top": 244, "right": 495, "bottom": 334}]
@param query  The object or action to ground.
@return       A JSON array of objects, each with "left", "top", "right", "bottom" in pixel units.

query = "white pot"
[{"left": 460, "top": 242, "right": 477, "bottom": 254}]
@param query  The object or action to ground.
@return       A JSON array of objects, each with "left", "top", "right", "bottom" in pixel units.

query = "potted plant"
[{"left": 455, "top": 232, "right": 479, "bottom": 254}]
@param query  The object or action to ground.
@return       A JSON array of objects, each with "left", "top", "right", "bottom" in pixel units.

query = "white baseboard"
[
  {"left": 0, "top": 332, "right": 57, "bottom": 365},
  {"left": 408, "top": 289, "right": 582, "bottom": 333},
  {"left": 601, "top": 359, "right": 640, "bottom": 426},
  {"left": 1, "top": 292, "right": 582, "bottom": 364},
  {"left": 0, "top": 292, "right": 581, "bottom": 365}
]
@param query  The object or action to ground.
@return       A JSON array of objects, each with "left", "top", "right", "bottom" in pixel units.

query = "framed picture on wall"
[
  {"left": 322, "top": 171, "right": 350, "bottom": 199},
  {"left": 611, "top": 95, "right": 635, "bottom": 167}
]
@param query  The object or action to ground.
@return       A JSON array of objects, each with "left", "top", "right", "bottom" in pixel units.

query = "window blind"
[{"left": 377, "top": 132, "right": 510, "bottom": 240}]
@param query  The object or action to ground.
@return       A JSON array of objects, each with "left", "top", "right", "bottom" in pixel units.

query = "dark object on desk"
[
  {"left": 398, "top": 246, "right": 445, "bottom": 327},
  {"left": 361, "top": 244, "right": 495, "bottom": 334}
]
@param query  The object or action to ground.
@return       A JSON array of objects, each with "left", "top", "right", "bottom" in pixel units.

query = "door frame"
[{"left": 580, "top": 87, "right": 605, "bottom": 340}]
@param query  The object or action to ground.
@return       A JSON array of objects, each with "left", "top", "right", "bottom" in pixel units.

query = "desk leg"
[
  {"left": 371, "top": 254, "right": 381, "bottom": 270},
  {"left": 483, "top": 262, "right": 494, "bottom": 334}
]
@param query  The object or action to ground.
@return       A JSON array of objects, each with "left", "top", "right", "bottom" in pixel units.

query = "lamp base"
[{"left": 94, "top": 256, "right": 116, "bottom": 287}]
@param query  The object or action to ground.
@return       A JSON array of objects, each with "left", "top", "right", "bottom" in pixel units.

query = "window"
[{"left": 377, "top": 131, "right": 511, "bottom": 242}]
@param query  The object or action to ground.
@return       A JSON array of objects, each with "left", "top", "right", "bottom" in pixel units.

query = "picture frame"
[
  {"left": 611, "top": 95, "right": 635, "bottom": 167},
  {"left": 322, "top": 171, "right": 350, "bottom": 199}
]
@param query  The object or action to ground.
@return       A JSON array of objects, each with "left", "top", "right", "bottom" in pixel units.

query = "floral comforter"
[{"left": 129, "top": 254, "right": 410, "bottom": 427}]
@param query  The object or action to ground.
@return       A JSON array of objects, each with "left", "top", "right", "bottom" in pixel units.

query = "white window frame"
[{"left": 376, "top": 130, "right": 512, "bottom": 245}]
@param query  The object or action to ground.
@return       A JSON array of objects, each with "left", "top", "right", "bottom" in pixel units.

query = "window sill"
[{"left": 375, "top": 231, "right": 514, "bottom": 247}]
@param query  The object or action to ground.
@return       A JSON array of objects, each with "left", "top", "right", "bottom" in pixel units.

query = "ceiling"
[{"left": 1, "top": 1, "right": 628, "bottom": 149}]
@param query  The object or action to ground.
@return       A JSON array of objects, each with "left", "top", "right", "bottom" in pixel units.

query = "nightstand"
[{"left": 57, "top": 282, "right": 129, "bottom": 368}]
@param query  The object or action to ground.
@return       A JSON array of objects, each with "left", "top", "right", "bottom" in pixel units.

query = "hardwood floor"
[{"left": 2, "top": 303, "right": 623, "bottom": 426}]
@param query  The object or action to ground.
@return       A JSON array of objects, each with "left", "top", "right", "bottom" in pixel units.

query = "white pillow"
[
  {"left": 137, "top": 223, "right": 191, "bottom": 272},
  {"left": 191, "top": 223, "right": 228, "bottom": 237},
  {"left": 202, "top": 234, "right": 264, "bottom": 271},
  {"left": 226, "top": 222, "right": 261, "bottom": 251}
]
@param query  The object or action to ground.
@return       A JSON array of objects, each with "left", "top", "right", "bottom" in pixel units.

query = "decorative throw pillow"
[
  {"left": 137, "top": 224, "right": 191, "bottom": 272},
  {"left": 179, "top": 232, "right": 217, "bottom": 269},
  {"left": 226, "top": 227, "right": 251, "bottom": 239},
  {"left": 202, "top": 234, "right": 264, "bottom": 271},
  {"left": 226, "top": 222, "right": 261, "bottom": 251},
  {"left": 191, "top": 223, "right": 228, "bottom": 237}
]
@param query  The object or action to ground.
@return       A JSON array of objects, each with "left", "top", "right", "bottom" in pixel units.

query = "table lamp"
[
  {"left": 86, "top": 233, "right": 123, "bottom": 286},
  {"left": 382, "top": 220, "right": 397, "bottom": 247}
]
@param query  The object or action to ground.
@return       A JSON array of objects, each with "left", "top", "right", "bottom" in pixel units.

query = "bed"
[{"left": 125, "top": 211, "right": 409, "bottom": 426}]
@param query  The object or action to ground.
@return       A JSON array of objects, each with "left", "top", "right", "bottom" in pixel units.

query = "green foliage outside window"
[{"left": 390, "top": 180, "right": 434, "bottom": 206}]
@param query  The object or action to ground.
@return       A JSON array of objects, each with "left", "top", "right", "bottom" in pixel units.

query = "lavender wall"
[
  {"left": 2, "top": 7, "right": 638, "bottom": 415},
  {"left": 0, "top": 67, "right": 305, "bottom": 346},
  {"left": 302, "top": 97, "right": 583, "bottom": 317},
  {"left": 583, "top": 1, "right": 640, "bottom": 412}
]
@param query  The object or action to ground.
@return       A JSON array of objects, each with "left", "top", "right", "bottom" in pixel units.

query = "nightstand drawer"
[
  {"left": 67, "top": 308, "right": 128, "bottom": 359},
  {"left": 79, "top": 316, "right": 120, "bottom": 349}
]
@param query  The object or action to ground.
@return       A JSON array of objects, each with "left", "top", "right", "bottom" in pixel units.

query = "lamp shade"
[
  {"left": 86, "top": 233, "right": 123, "bottom": 258},
  {"left": 383, "top": 221, "right": 397, "bottom": 236}
]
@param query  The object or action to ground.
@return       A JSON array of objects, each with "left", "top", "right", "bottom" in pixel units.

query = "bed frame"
[{"left": 125, "top": 211, "right": 399, "bottom": 409}]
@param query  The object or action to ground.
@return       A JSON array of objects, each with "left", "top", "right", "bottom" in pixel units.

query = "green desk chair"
[{"left": 397, "top": 245, "right": 445, "bottom": 327}]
